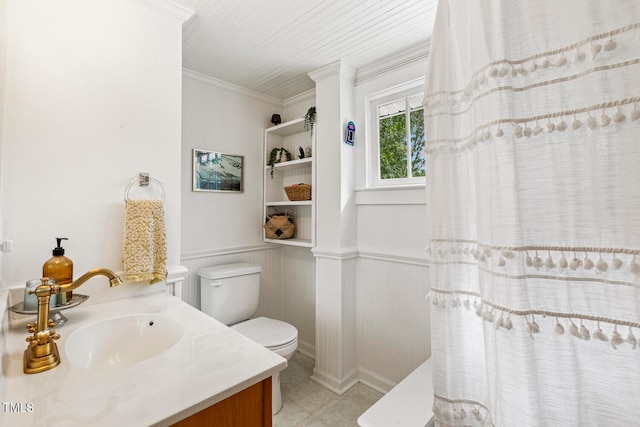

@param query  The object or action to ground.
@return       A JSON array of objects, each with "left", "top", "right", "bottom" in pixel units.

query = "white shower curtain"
[{"left": 424, "top": 1, "right": 640, "bottom": 426}]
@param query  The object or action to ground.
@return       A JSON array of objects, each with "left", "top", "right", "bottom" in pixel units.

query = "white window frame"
[{"left": 366, "top": 78, "right": 425, "bottom": 188}]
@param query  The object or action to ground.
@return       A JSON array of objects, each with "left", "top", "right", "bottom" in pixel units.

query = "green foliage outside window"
[
  {"left": 410, "top": 109, "right": 426, "bottom": 177},
  {"left": 378, "top": 106, "right": 425, "bottom": 180},
  {"left": 379, "top": 114, "right": 408, "bottom": 179}
]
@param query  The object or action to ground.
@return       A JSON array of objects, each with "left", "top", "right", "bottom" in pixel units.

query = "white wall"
[
  {"left": 283, "top": 90, "right": 315, "bottom": 124},
  {"left": 181, "top": 71, "right": 281, "bottom": 254},
  {"left": 180, "top": 74, "right": 318, "bottom": 355},
  {"left": 0, "top": 0, "right": 188, "bottom": 301},
  {"left": 352, "top": 57, "right": 431, "bottom": 388},
  {"left": 354, "top": 58, "right": 428, "bottom": 255},
  {"left": 0, "top": 0, "right": 7, "bottom": 279}
]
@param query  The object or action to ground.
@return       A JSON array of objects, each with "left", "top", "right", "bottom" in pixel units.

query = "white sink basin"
[{"left": 65, "top": 314, "right": 183, "bottom": 370}]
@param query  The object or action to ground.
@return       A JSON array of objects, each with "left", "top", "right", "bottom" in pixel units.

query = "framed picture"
[{"left": 192, "top": 149, "right": 244, "bottom": 192}]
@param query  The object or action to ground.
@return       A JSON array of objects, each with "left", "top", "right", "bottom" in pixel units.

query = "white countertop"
[{"left": 1, "top": 291, "right": 287, "bottom": 426}]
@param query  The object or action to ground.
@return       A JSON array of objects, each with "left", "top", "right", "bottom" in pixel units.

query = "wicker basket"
[
  {"left": 264, "top": 212, "right": 295, "bottom": 239},
  {"left": 284, "top": 184, "right": 311, "bottom": 201}
]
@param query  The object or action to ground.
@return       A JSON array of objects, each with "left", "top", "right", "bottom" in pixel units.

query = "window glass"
[
  {"left": 370, "top": 86, "right": 425, "bottom": 186},
  {"left": 379, "top": 99, "right": 408, "bottom": 179},
  {"left": 409, "top": 93, "right": 425, "bottom": 178}
]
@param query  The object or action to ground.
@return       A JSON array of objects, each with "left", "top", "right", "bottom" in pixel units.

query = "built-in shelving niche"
[{"left": 263, "top": 118, "right": 315, "bottom": 247}]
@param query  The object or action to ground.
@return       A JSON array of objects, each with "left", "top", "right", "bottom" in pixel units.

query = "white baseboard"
[
  {"left": 357, "top": 367, "right": 397, "bottom": 394},
  {"left": 292, "top": 340, "right": 400, "bottom": 397},
  {"left": 310, "top": 366, "right": 359, "bottom": 396},
  {"left": 296, "top": 339, "right": 315, "bottom": 360}
]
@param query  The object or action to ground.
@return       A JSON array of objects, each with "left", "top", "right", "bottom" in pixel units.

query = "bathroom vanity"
[
  {"left": 173, "top": 377, "right": 271, "bottom": 426},
  {"left": 0, "top": 290, "right": 286, "bottom": 426}
]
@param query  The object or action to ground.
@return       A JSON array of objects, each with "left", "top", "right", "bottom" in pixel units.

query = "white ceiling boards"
[{"left": 176, "top": 0, "right": 437, "bottom": 100}]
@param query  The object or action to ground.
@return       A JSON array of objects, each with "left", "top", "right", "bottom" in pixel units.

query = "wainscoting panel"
[
  {"left": 280, "top": 247, "right": 316, "bottom": 358},
  {"left": 312, "top": 254, "right": 359, "bottom": 394},
  {"left": 356, "top": 256, "right": 431, "bottom": 392}
]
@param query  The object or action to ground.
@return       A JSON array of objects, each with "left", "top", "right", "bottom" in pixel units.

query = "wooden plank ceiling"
[{"left": 175, "top": 0, "right": 437, "bottom": 100}]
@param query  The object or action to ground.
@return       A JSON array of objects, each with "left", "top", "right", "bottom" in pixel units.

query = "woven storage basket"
[
  {"left": 264, "top": 211, "right": 295, "bottom": 239},
  {"left": 284, "top": 183, "right": 311, "bottom": 201}
]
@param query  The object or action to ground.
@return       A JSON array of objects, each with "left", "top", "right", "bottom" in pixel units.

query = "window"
[{"left": 368, "top": 80, "right": 425, "bottom": 187}]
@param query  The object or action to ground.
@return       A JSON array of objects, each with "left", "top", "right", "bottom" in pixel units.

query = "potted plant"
[
  {"left": 267, "top": 147, "right": 292, "bottom": 178},
  {"left": 304, "top": 106, "right": 316, "bottom": 135}
]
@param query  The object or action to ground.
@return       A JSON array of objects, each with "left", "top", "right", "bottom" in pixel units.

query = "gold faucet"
[{"left": 23, "top": 268, "right": 122, "bottom": 374}]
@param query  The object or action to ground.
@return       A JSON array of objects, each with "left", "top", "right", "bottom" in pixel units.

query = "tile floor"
[{"left": 273, "top": 352, "right": 383, "bottom": 427}]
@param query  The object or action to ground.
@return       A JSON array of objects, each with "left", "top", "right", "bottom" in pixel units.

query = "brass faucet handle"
[
  {"left": 26, "top": 323, "right": 37, "bottom": 333},
  {"left": 25, "top": 330, "right": 58, "bottom": 346},
  {"left": 48, "top": 319, "right": 56, "bottom": 328}
]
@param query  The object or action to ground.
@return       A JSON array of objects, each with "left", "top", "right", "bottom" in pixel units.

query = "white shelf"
[
  {"left": 263, "top": 237, "right": 312, "bottom": 248},
  {"left": 266, "top": 201, "right": 312, "bottom": 206},
  {"left": 266, "top": 117, "right": 305, "bottom": 136},
  {"left": 269, "top": 157, "right": 313, "bottom": 171}
]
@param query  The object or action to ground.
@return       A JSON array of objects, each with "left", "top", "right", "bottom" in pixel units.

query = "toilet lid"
[{"left": 232, "top": 317, "right": 298, "bottom": 348}]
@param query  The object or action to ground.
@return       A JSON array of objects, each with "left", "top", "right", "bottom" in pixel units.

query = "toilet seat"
[
  {"left": 268, "top": 338, "right": 298, "bottom": 352},
  {"left": 232, "top": 317, "right": 298, "bottom": 349}
]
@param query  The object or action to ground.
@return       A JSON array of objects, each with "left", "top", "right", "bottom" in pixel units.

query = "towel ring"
[{"left": 124, "top": 173, "right": 165, "bottom": 203}]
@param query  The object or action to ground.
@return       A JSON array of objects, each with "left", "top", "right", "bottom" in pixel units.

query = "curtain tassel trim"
[
  {"left": 432, "top": 395, "right": 494, "bottom": 427},
  {"left": 424, "top": 22, "right": 640, "bottom": 113},
  {"left": 431, "top": 289, "right": 640, "bottom": 349},
  {"left": 424, "top": 98, "right": 640, "bottom": 154},
  {"left": 423, "top": 21, "right": 640, "bottom": 154},
  {"left": 430, "top": 241, "right": 640, "bottom": 277}
]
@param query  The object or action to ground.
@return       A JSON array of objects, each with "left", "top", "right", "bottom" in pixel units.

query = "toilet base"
[
  {"left": 272, "top": 371, "right": 282, "bottom": 415},
  {"left": 268, "top": 340, "right": 297, "bottom": 415}
]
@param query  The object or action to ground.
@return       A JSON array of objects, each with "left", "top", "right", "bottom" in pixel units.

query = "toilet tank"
[{"left": 198, "top": 263, "right": 262, "bottom": 326}]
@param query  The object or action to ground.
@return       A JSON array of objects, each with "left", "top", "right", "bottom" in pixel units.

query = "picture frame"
[{"left": 192, "top": 149, "right": 244, "bottom": 192}]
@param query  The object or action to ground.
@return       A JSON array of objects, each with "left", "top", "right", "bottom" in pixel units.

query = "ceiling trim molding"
[
  {"left": 308, "top": 60, "right": 356, "bottom": 83},
  {"left": 131, "top": 0, "right": 195, "bottom": 23},
  {"left": 183, "top": 68, "right": 283, "bottom": 107},
  {"left": 283, "top": 88, "right": 316, "bottom": 109},
  {"left": 356, "top": 41, "right": 430, "bottom": 85}
]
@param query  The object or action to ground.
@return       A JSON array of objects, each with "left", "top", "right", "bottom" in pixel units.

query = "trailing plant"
[
  {"left": 304, "top": 106, "right": 316, "bottom": 134},
  {"left": 267, "top": 147, "right": 292, "bottom": 178}
]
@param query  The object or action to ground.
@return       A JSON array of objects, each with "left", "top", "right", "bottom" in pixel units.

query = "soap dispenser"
[{"left": 43, "top": 237, "right": 74, "bottom": 303}]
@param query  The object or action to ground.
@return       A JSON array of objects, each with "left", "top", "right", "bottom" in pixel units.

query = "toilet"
[{"left": 198, "top": 263, "right": 298, "bottom": 415}]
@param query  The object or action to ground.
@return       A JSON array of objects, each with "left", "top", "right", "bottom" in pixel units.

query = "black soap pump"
[{"left": 43, "top": 237, "right": 74, "bottom": 304}]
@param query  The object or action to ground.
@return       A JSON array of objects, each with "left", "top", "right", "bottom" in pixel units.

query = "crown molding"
[
  {"left": 356, "top": 41, "right": 430, "bottom": 85},
  {"left": 131, "top": 0, "right": 195, "bottom": 23},
  {"left": 182, "top": 68, "right": 283, "bottom": 107},
  {"left": 283, "top": 88, "right": 316, "bottom": 109},
  {"left": 308, "top": 60, "right": 356, "bottom": 83}
]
